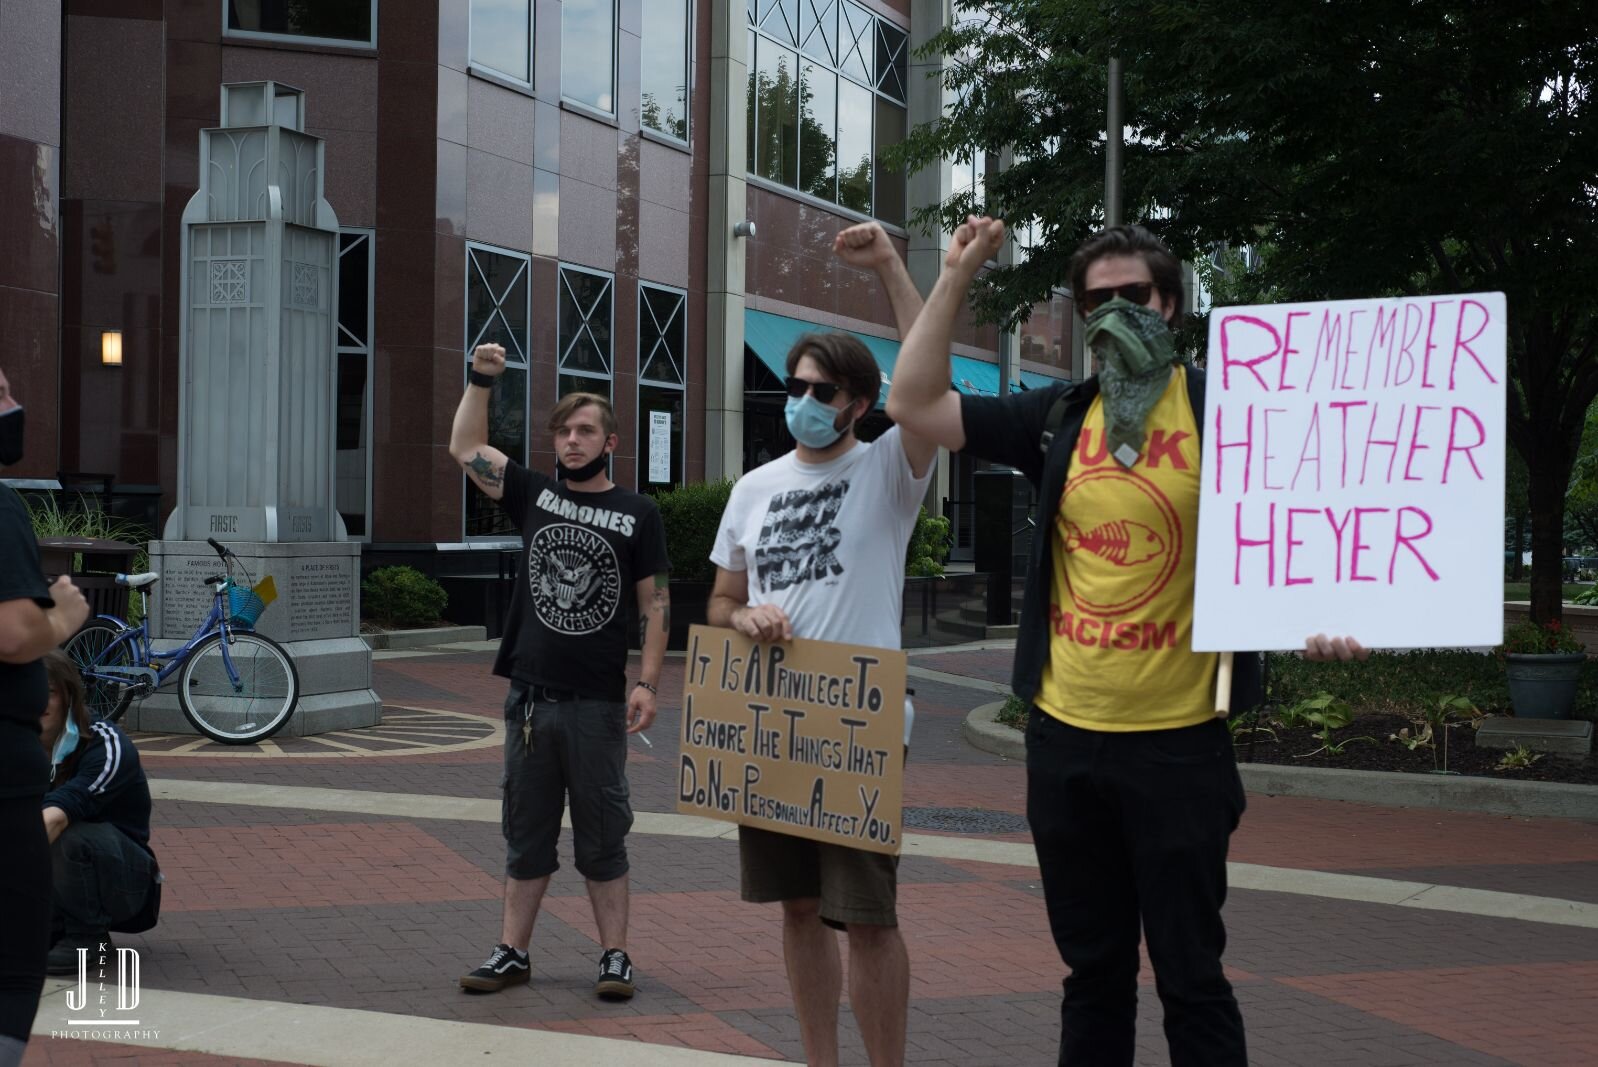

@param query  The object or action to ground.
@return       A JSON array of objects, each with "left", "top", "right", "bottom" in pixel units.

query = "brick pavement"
[{"left": 23, "top": 644, "right": 1598, "bottom": 1066}]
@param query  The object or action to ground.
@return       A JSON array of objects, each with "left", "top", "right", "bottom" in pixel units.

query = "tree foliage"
[{"left": 895, "top": 0, "right": 1597, "bottom": 620}]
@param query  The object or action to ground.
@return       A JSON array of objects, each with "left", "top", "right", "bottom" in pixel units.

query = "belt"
[{"left": 530, "top": 684, "right": 581, "bottom": 704}]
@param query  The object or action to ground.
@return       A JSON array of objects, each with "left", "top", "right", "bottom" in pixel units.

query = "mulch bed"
[{"left": 1231, "top": 711, "right": 1598, "bottom": 785}]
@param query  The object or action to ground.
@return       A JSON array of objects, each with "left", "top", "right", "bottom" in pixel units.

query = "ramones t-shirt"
[
  {"left": 0, "top": 483, "right": 53, "bottom": 798},
  {"left": 492, "top": 463, "right": 671, "bottom": 702}
]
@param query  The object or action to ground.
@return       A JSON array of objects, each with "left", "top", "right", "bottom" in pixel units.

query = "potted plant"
[{"left": 1500, "top": 620, "right": 1586, "bottom": 719}]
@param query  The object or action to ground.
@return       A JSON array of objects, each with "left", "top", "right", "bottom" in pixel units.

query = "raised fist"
[
  {"left": 471, "top": 343, "right": 507, "bottom": 377},
  {"left": 944, "top": 215, "right": 1006, "bottom": 276},
  {"left": 834, "top": 222, "right": 896, "bottom": 271}
]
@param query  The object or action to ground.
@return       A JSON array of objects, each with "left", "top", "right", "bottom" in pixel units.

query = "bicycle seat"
[{"left": 116, "top": 572, "right": 160, "bottom": 589}]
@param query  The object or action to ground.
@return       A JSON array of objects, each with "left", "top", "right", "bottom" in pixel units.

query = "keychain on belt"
[{"left": 521, "top": 696, "right": 534, "bottom": 752}]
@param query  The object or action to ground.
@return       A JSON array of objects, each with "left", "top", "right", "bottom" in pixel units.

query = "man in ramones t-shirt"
[{"left": 449, "top": 343, "right": 670, "bottom": 1002}]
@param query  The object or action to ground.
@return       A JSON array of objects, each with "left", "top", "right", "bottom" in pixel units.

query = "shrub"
[
  {"left": 653, "top": 479, "right": 735, "bottom": 583},
  {"left": 27, "top": 495, "right": 152, "bottom": 625},
  {"left": 361, "top": 566, "right": 447, "bottom": 628},
  {"left": 906, "top": 508, "right": 952, "bottom": 578},
  {"left": 1502, "top": 619, "right": 1585, "bottom": 654},
  {"left": 995, "top": 694, "right": 1029, "bottom": 729}
]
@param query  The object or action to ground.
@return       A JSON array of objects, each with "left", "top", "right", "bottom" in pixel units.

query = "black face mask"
[
  {"left": 0, "top": 406, "right": 22, "bottom": 467},
  {"left": 556, "top": 450, "right": 610, "bottom": 483}
]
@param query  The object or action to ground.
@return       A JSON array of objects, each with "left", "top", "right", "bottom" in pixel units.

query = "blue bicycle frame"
[{"left": 81, "top": 581, "right": 249, "bottom": 694}]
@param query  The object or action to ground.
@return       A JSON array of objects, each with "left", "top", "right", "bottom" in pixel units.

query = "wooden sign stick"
[{"left": 1214, "top": 651, "right": 1234, "bottom": 717}]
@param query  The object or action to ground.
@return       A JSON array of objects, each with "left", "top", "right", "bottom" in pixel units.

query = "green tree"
[{"left": 896, "top": 0, "right": 1597, "bottom": 622}]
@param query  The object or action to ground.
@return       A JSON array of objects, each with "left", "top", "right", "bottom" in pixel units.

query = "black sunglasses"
[
  {"left": 1079, "top": 282, "right": 1156, "bottom": 315},
  {"left": 785, "top": 376, "right": 843, "bottom": 404}
]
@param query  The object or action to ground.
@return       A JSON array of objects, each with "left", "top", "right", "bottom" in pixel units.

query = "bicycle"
[{"left": 62, "top": 537, "right": 301, "bottom": 745}]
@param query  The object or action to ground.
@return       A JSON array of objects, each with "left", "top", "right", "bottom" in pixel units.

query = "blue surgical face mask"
[
  {"left": 784, "top": 394, "right": 847, "bottom": 450},
  {"left": 51, "top": 715, "right": 79, "bottom": 769}
]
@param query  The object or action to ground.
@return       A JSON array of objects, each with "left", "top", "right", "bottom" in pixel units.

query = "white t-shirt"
[{"left": 711, "top": 426, "right": 934, "bottom": 742}]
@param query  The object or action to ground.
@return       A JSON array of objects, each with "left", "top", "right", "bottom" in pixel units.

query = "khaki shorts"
[{"left": 739, "top": 825, "right": 899, "bottom": 928}]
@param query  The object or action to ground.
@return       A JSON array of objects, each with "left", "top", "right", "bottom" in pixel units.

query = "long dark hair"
[{"left": 42, "top": 649, "right": 92, "bottom": 737}]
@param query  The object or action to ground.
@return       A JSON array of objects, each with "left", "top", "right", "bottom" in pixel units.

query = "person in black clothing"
[
  {"left": 39, "top": 652, "right": 161, "bottom": 975},
  {"left": 887, "top": 220, "right": 1369, "bottom": 1066},
  {"left": 0, "top": 367, "right": 90, "bottom": 1067},
  {"left": 449, "top": 344, "right": 671, "bottom": 1001}
]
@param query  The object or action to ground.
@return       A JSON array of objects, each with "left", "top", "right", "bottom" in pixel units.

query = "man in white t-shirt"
[{"left": 707, "top": 222, "right": 935, "bottom": 1067}]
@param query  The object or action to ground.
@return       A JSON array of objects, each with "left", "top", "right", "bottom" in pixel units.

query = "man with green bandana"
[{"left": 886, "top": 220, "right": 1367, "bottom": 1067}]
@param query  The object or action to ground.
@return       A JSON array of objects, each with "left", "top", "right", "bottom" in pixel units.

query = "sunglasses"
[
  {"left": 1078, "top": 282, "right": 1156, "bottom": 315},
  {"left": 785, "top": 376, "right": 843, "bottom": 404}
]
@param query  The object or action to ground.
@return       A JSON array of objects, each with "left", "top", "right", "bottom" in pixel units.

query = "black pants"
[
  {"left": 0, "top": 792, "right": 48, "bottom": 1047},
  {"left": 1026, "top": 709, "right": 1247, "bottom": 1067},
  {"left": 51, "top": 822, "right": 155, "bottom": 937}
]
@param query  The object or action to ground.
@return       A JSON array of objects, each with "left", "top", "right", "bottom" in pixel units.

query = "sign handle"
[{"left": 1214, "top": 651, "right": 1234, "bottom": 717}]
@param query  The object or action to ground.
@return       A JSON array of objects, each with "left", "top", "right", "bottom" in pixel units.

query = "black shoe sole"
[{"left": 460, "top": 969, "right": 530, "bottom": 993}]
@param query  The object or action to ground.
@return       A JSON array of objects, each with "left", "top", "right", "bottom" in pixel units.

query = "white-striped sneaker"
[{"left": 460, "top": 943, "right": 530, "bottom": 993}]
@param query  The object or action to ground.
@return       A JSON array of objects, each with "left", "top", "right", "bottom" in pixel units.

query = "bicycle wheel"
[
  {"left": 177, "top": 631, "right": 299, "bottom": 744},
  {"left": 63, "top": 620, "right": 135, "bottom": 723}
]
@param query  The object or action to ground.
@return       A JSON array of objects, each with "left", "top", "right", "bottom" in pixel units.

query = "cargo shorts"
[{"left": 501, "top": 683, "right": 634, "bottom": 882}]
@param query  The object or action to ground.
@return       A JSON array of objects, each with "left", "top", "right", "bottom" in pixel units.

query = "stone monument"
[{"left": 133, "top": 82, "right": 379, "bottom": 736}]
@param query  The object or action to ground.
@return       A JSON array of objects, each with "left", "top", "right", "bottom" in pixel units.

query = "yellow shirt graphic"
[{"left": 1035, "top": 367, "right": 1217, "bottom": 731}]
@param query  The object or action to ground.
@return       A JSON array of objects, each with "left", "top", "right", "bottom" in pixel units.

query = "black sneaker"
[
  {"left": 46, "top": 934, "right": 112, "bottom": 977},
  {"left": 595, "top": 948, "right": 635, "bottom": 1000},
  {"left": 459, "top": 943, "right": 530, "bottom": 993}
]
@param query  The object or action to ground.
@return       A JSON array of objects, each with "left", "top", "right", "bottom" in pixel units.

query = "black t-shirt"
[
  {"left": 492, "top": 464, "right": 671, "bottom": 702},
  {"left": 0, "top": 483, "right": 53, "bottom": 799}
]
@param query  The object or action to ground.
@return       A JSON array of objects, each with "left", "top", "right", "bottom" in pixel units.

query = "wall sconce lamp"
[
  {"left": 733, "top": 220, "right": 757, "bottom": 239},
  {"left": 101, "top": 330, "right": 123, "bottom": 367}
]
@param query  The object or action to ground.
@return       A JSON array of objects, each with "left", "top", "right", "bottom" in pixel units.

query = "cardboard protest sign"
[
  {"left": 677, "top": 625, "right": 906, "bottom": 855},
  {"left": 1193, "top": 293, "right": 1506, "bottom": 651}
]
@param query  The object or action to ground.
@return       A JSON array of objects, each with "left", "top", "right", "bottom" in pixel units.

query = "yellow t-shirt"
[{"left": 1034, "top": 367, "right": 1217, "bottom": 731}]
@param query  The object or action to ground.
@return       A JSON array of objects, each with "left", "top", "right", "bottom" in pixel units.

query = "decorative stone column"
[{"left": 135, "top": 82, "right": 379, "bottom": 737}]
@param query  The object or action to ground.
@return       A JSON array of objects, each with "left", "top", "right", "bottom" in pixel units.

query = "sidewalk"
[{"left": 24, "top": 643, "right": 1598, "bottom": 1066}]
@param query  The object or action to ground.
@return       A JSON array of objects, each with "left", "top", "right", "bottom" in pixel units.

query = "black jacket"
[
  {"left": 958, "top": 365, "right": 1264, "bottom": 715},
  {"left": 46, "top": 719, "right": 155, "bottom": 858}
]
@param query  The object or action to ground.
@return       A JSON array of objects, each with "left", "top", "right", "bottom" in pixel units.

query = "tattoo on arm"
[
  {"left": 651, "top": 585, "right": 671, "bottom": 634},
  {"left": 467, "top": 452, "right": 503, "bottom": 488}
]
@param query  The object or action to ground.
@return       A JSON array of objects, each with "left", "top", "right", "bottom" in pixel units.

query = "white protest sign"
[{"left": 1193, "top": 292, "right": 1506, "bottom": 651}]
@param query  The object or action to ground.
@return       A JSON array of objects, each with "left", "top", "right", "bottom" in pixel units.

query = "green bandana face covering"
[{"left": 1084, "top": 297, "right": 1184, "bottom": 467}]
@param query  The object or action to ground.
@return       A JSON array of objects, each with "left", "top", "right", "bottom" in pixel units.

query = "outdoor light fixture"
[
  {"left": 101, "top": 330, "right": 123, "bottom": 366},
  {"left": 733, "top": 220, "right": 756, "bottom": 238}
]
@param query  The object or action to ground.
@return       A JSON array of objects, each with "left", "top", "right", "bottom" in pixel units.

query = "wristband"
[
  {"left": 467, "top": 368, "right": 498, "bottom": 389},
  {"left": 634, "top": 680, "right": 657, "bottom": 695}
]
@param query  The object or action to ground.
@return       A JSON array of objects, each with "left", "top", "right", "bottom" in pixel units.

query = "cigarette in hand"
[{"left": 636, "top": 732, "right": 653, "bottom": 749}]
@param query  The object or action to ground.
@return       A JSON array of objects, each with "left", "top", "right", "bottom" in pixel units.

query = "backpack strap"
[{"left": 1039, "top": 389, "right": 1075, "bottom": 456}]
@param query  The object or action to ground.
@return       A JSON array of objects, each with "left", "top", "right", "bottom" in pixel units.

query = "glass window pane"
[
  {"left": 641, "top": 0, "right": 689, "bottom": 140},
  {"left": 755, "top": 37, "right": 800, "bottom": 186},
  {"left": 466, "top": 364, "right": 528, "bottom": 537},
  {"left": 638, "top": 384, "right": 685, "bottom": 489},
  {"left": 559, "top": 269, "right": 613, "bottom": 376},
  {"left": 560, "top": 373, "right": 612, "bottom": 403},
  {"left": 836, "top": 78, "right": 872, "bottom": 213},
  {"left": 837, "top": 1, "right": 872, "bottom": 85},
  {"left": 640, "top": 286, "right": 685, "bottom": 384},
  {"left": 873, "top": 98, "right": 907, "bottom": 226},
  {"left": 469, "top": 249, "right": 530, "bottom": 362},
  {"left": 799, "top": 62, "right": 838, "bottom": 202},
  {"left": 337, "top": 234, "right": 369, "bottom": 347},
  {"left": 799, "top": 0, "right": 835, "bottom": 64},
  {"left": 335, "top": 352, "right": 368, "bottom": 536},
  {"left": 562, "top": 0, "right": 616, "bottom": 112},
  {"left": 875, "top": 20, "right": 907, "bottom": 101},
  {"left": 228, "top": 0, "right": 373, "bottom": 43},
  {"left": 759, "top": 0, "right": 798, "bottom": 45},
  {"left": 468, "top": 0, "right": 531, "bottom": 82}
]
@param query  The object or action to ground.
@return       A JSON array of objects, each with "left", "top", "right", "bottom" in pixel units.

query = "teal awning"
[
  {"left": 744, "top": 308, "right": 1007, "bottom": 406},
  {"left": 1020, "top": 370, "right": 1069, "bottom": 391}
]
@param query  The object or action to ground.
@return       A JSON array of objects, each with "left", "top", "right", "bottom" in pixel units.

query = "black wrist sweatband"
[{"left": 467, "top": 368, "right": 498, "bottom": 389}]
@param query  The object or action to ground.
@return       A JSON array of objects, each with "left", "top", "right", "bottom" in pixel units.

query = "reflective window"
[
  {"left": 336, "top": 231, "right": 372, "bottom": 538},
  {"left": 748, "top": 3, "right": 906, "bottom": 221},
  {"left": 751, "top": 35, "right": 800, "bottom": 186},
  {"left": 558, "top": 265, "right": 614, "bottom": 401},
  {"left": 226, "top": 0, "right": 375, "bottom": 46},
  {"left": 469, "top": 0, "right": 531, "bottom": 84},
  {"left": 641, "top": 0, "right": 690, "bottom": 140},
  {"left": 563, "top": 0, "right": 616, "bottom": 113},
  {"left": 465, "top": 244, "right": 531, "bottom": 538},
  {"left": 639, "top": 284, "right": 687, "bottom": 489},
  {"left": 799, "top": 61, "right": 838, "bottom": 201}
]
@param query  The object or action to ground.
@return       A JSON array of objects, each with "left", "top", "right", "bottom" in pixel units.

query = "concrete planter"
[{"left": 1504, "top": 652, "right": 1585, "bottom": 719}]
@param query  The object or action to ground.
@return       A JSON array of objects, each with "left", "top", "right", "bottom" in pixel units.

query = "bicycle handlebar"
[{"left": 207, "top": 537, "right": 232, "bottom": 559}]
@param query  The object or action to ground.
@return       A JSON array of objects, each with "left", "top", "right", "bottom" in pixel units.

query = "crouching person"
[{"left": 38, "top": 652, "right": 161, "bottom": 974}]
